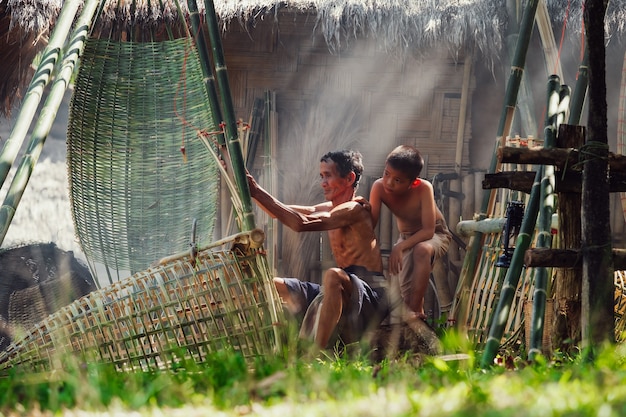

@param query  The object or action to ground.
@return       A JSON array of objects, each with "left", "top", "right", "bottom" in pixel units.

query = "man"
[{"left": 247, "top": 150, "right": 387, "bottom": 349}]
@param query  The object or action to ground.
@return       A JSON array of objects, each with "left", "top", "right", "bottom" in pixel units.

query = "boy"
[{"left": 369, "top": 145, "right": 451, "bottom": 323}]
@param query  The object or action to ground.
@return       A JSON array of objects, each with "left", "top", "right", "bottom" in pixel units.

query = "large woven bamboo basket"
[{"left": 0, "top": 230, "right": 284, "bottom": 375}]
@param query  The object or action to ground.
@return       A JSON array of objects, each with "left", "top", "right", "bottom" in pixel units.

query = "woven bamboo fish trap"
[
  {"left": 614, "top": 270, "right": 626, "bottom": 342},
  {"left": 67, "top": 36, "right": 220, "bottom": 279},
  {"left": 0, "top": 230, "right": 283, "bottom": 374}
]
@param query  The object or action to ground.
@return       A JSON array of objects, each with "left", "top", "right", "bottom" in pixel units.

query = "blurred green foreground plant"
[{"left": 2, "top": 331, "right": 626, "bottom": 417}]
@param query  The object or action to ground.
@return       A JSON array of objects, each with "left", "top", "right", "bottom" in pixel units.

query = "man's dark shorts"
[{"left": 282, "top": 265, "right": 388, "bottom": 346}]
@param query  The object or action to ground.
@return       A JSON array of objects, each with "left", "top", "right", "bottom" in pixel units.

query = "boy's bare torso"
[{"left": 380, "top": 184, "right": 428, "bottom": 234}]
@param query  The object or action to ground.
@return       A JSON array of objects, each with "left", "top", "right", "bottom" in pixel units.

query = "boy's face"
[
  {"left": 382, "top": 163, "right": 414, "bottom": 195},
  {"left": 319, "top": 160, "right": 353, "bottom": 201}
]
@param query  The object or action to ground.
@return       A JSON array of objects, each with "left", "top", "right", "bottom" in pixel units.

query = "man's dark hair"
[
  {"left": 385, "top": 145, "right": 424, "bottom": 180},
  {"left": 320, "top": 150, "right": 363, "bottom": 189}
]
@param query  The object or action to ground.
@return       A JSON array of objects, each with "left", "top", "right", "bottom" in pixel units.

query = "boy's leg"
[{"left": 406, "top": 242, "right": 435, "bottom": 320}]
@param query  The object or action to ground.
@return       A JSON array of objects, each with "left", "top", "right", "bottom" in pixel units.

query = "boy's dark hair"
[
  {"left": 385, "top": 145, "right": 424, "bottom": 180},
  {"left": 320, "top": 150, "right": 363, "bottom": 189}
]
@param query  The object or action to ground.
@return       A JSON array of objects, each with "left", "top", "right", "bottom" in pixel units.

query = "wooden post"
[
  {"left": 552, "top": 124, "right": 584, "bottom": 351},
  {"left": 582, "top": 0, "right": 614, "bottom": 349}
]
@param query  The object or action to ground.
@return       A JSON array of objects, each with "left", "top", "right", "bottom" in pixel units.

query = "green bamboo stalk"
[
  {"left": 202, "top": 0, "right": 255, "bottom": 232},
  {"left": 483, "top": 0, "right": 540, "bottom": 212},
  {"left": 453, "top": 0, "right": 540, "bottom": 329},
  {"left": 529, "top": 80, "right": 571, "bottom": 359},
  {"left": 186, "top": 0, "right": 227, "bottom": 149},
  {"left": 264, "top": 90, "right": 276, "bottom": 273},
  {"left": 0, "top": 0, "right": 101, "bottom": 246},
  {"left": 527, "top": 76, "right": 560, "bottom": 358},
  {"left": 0, "top": 0, "right": 83, "bottom": 188},
  {"left": 568, "top": 47, "right": 589, "bottom": 126}
]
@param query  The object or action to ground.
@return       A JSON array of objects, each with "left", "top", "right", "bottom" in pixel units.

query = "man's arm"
[{"left": 247, "top": 173, "right": 357, "bottom": 232}]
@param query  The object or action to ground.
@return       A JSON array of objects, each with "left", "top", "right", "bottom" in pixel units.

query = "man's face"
[
  {"left": 381, "top": 163, "right": 413, "bottom": 195},
  {"left": 319, "top": 160, "right": 352, "bottom": 201}
]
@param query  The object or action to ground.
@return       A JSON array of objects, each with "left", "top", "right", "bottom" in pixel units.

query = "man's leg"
[
  {"left": 274, "top": 277, "right": 304, "bottom": 315},
  {"left": 315, "top": 267, "right": 353, "bottom": 348}
]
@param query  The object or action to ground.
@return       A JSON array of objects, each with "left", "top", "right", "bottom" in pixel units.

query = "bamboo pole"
[
  {"left": 202, "top": 0, "right": 255, "bottom": 232},
  {"left": 535, "top": 0, "right": 564, "bottom": 81},
  {"left": 568, "top": 46, "right": 589, "bottom": 125},
  {"left": 0, "top": 0, "right": 82, "bottom": 188},
  {"left": 0, "top": 0, "right": 100, "bottom": 246},
  {"left": 187, "top": 0, "right": 227, "bottom": 150},
  {"left": 528, "top": 75, "right": 563, "bottom": 359},
  {"left": 452, "top": 0, "right": 540, "bottom": 331},
  {"left": 485, "top": 0, "right": 540, "bottom": 214},
  {"left": 186, "top": 0, "right": 235, "bottom": 238}
]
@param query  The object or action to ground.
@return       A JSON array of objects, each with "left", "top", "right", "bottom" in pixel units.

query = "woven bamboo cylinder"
[{"left": 67, "top": 37, "right": 220, "bottom": 277}]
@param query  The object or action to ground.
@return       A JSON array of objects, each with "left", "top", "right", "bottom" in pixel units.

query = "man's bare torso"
[{"left": 324, "top": 201, "right": 383, "bottom": 273}]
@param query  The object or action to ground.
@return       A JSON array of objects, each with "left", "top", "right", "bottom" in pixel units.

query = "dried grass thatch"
[
  {"left": 0, "top": 3, "right": 39, "bottom": 117},
  {"left": 3, "top": 0, "right": 626, "bottom": 116}
]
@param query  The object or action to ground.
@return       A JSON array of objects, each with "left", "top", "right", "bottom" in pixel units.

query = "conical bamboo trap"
[{"left": 0, "top": 230, "right": 283, "bottom": 374}]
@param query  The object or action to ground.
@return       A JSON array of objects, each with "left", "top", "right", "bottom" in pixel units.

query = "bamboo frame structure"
[{"left": 452, "top": 0, "right": 540, "bottom": 338}]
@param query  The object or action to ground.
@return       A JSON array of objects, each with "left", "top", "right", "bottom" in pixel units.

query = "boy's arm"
[{"left": 368, "top": 180, "right": 384, "bottom": 228}]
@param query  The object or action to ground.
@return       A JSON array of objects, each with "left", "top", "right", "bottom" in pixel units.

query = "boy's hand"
[
  {"left": 353, "top": 196, "right": 371, "bottom": 212},
  {"left": 389, "top": 245, "right": 404, "bottom": 275}
]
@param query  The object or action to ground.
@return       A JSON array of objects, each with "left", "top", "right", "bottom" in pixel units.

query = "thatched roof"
[{"left": 1, "top": 0, "right": 626, "bottom": 116}]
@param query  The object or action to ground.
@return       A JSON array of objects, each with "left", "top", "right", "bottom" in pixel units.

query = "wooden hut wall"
[{"left": 219, "top": 11, "right": 474, "bottom": 280}]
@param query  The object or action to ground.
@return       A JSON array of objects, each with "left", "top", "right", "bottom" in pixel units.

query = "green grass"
[{"left": 2, "top": 332, "right": 626, "bottom": 416}]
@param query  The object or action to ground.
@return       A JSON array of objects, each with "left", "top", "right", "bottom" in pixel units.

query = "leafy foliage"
[{"left": 2, "top": 333, "right": 626, "bottom": 416}]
